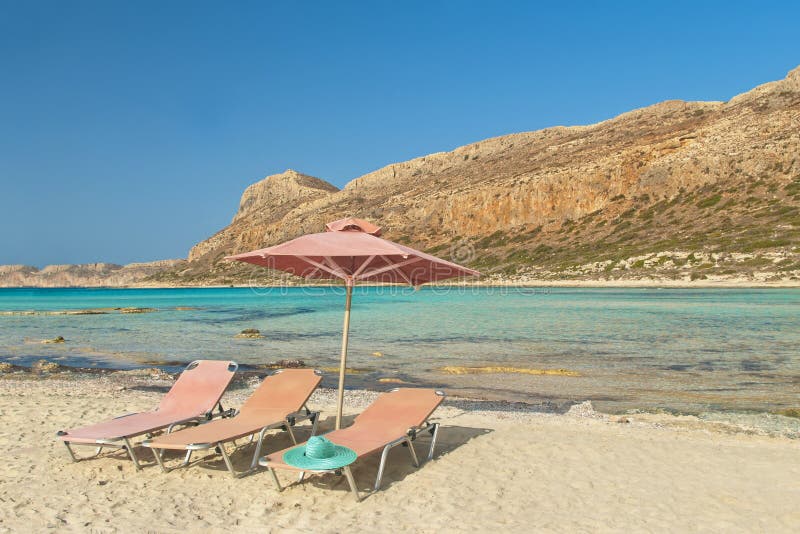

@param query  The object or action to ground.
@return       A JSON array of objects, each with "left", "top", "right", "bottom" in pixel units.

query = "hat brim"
[{"left": 283, "top": 442, "right": 357, "bottom": 470}]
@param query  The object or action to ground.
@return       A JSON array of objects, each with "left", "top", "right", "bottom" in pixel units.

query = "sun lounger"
[
  {"left": 259, "top": 388, "right": 444, "bottom": 500},
  {"left": 57, "top": 360, "right": 238, "bottom": 469},
  {"left": 142, "top": 368, "right": 323, "bottom": 477}
]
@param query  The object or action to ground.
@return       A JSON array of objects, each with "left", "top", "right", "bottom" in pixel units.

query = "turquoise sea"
[{"left": 1, "top": 286, "right": 799, "bottom": 420}]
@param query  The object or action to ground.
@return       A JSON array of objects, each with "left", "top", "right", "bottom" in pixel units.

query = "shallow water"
[{"left": 1, "top": 286, "right": 799, "bottom": 419}]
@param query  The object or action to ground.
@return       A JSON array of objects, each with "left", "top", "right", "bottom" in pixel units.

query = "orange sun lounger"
[
  {"left": 57, "top": 360, "right": 238, "bottom": 469},
  {"left": 259, "top": 388, "right": 445, "bottom": 500},
  {"left": 142, "top": 368, "right": 323, "bottom": 477}
]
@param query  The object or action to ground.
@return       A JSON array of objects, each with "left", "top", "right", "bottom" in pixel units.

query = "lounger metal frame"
[
  {"left": 144, "top": 406, "right": 320, "bottom": 478},
  {"left": 55, "top": 360, "right": 238, "bottom": 470},
  {"left": 260, "top": 389, "right": 444, "bottom": 501},
  {"left": 57, "top": 401, "right": 236, "bottom": 470}
]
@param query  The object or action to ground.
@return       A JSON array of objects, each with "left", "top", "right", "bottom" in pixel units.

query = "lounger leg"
[
  {"left": 151, "top": 447, "right": 168, "bottom": 472},
  {"left": 405, "top": 438, "right": 419, "bottom": 468},
  {"left": 428, "top": 423, "right": 440, "bottom": 461},
  {"left": 183, "top": 450, "right": 192, "bottom": 466},
  {"left": 285, "top": 423, "right": 297, "bottom": 445},
  {"left": 343, "top": 466, "right": 361, "bottom": 501},
  {"left": 268, "top": 467, "right": 283, "bottom": 491},
  {"left": 374, "top": 443, "right": 392, "bottom": 491},
  {"left": 310, "top": 412, "right": 319, "bottom": 437},
  {"left": 123, "top": 438, "right": 142, "bottom": 470},
  {"left": 298, "top": 471, "right": 306, "bottom": 483},
  {"left": 62, "top": 441, "right": 79, "bottom": 462},
  {"left": 218, "top": 443, "right": 237, "bottom": 478},
  {"left": 250, "top": 427, "right": 271, "bottom": 471}
]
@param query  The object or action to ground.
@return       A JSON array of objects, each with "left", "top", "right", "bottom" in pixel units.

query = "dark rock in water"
[
  {"left": 776, "top": 408, "right": 800, "bottom": 419},
  {"left": 235, "top": 328, "right": 264, "bottom": 339},
  {"left": 116, "top": 307, "right": 157, "bottom": 314},
  {"left": 258, "top": 359, "right": 305, "bottom": 369},
  {"left": 32, "top": 360, "right": 61, "bottom": 372},
  {"left": 41, "top": 336, "right": 65, "bottom": 344},
  {"left": 275, "top": 359, "right": 305, "bottom": 368}
]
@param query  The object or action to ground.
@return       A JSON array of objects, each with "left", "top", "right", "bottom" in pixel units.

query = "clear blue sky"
[{"left": 2, "top": 1, "right": 799, "bottom": 267}]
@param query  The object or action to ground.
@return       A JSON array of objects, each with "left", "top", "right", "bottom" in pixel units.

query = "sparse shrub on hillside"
[
  {"left": 476, "top": 231, "right": 508, "bottom": 248},
  {"left": 717, "top": 199, "right": 736, "bottom": 210},
  {"left": 740, "top": 239, "right": 791, "bottom": 252},
  {"left": 614, "top": 221, "right": 632, "bottom": 232},
  {"left": 783, "top": 178, "right": 800, "bottom": 195},
  {"left": 697, "top": 194, "right": 722, "bottom": 209}
]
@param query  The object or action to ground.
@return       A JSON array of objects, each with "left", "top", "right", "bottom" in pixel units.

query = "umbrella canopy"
[
  {"left": 226, "top": 217, "right": 478, "bottom": 286},
  {"left": 226, "top": 217, "right": 480, "bottom": 428}
]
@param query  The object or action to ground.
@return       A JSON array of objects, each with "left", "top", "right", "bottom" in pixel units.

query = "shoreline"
[{"left": 3, "top": 365, "right": 798, "bottom": 440}]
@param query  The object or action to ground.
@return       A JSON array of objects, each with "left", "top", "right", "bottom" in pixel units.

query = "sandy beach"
[{"left": 1, "top": 376, "right": 798, "bottom": 533}]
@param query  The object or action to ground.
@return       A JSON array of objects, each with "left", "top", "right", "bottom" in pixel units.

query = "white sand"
[{"left": 1, "top": 379, "right": 798, "bottom": 533}]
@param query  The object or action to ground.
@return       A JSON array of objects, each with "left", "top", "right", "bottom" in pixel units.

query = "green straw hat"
[{"left": 283, "top": 435, "right": 357, "bottom": 470}]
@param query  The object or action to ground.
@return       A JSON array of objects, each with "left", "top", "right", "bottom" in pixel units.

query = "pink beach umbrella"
[{"left": 226, "top": 217, "right": 480, "bottom": 428}]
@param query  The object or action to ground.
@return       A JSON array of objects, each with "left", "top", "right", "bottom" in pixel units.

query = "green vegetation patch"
[{"left": 697, "top": 194, "right": 722, "bottom": 209}]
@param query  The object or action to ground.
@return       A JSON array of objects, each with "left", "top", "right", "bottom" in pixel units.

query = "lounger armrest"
[
  {"left": 166, "top": 413, "right": 226, "bottom": 434},
  {"left": 112, "top": 412, "right": 141, "bottom": 420},
  {"left": 284, "top": 409, "right": 318, "bottom": 427},
  {"left": 405, "top": 420, "right": 440, "bottom": 440},
  {"left": 205, "top": 406, "right": 237, "bottom": 421}
]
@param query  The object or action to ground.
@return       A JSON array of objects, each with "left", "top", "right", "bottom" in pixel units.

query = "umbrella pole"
[{"left": 336, "top": 283, "right": 353, "bottom": 429}]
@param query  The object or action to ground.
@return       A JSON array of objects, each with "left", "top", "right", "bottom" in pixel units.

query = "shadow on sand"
[{"left": 151, "top": 413, "right": 493, "bottom": 498}]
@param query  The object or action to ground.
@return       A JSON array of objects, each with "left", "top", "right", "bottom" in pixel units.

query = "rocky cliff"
[
  {"left": 3, "top": 66, "right": 799, "bottom": 287},
  {"left": 187, "top": 170, "right": 339, "bottom": 263},
  {"left": 154, "top": 65, "right": 800, "bottom": 285}
]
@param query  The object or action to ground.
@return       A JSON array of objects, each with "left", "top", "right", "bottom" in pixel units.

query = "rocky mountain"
[
  {"left": 3, "top": 66, "right": 799, "bottom": 287},
  {"left": 0, "top": 261, "right": 185, "bottom": 288},
  {"left": 152, "top": 65, "right": 800, "bottom": 285}
]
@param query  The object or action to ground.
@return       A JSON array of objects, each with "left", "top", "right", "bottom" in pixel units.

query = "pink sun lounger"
[
  {"left": 142, "top": 368, "right": 323, "bottom": 477},
  {"left": 259, "top": 388, "right": 445, "bottom": 500},
  {"left": 57, "top": 360, "right": 238, "bottom": 469}
]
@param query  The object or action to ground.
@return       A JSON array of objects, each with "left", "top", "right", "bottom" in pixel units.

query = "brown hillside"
[{"left": 152, "top": 65, "right": 799, "bottom": 285}]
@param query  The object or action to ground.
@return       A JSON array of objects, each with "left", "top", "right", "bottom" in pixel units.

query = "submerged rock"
[
  {"left": 32, "top": 360, "right": 61, "bottom": 372},
  {"left": 0, "top": 362, "right": 14, "bottom": 373},
  {"left": 41, "top": 336, "right": 65, "bottom": 344},
  {"left": 235, "top": 328, "right": 264, "bottom": 339},
  {"left": 566, "top": 400, "right": 601, "bottom": 418}
]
